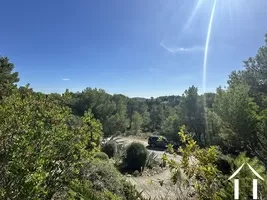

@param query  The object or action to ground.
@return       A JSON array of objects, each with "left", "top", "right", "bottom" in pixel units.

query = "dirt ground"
[{"left": 118, "top": 136, "right": 192, "bottom": 200}]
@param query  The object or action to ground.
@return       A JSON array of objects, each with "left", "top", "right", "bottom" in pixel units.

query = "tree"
[
  {"left": 213, "top": 84, "right": 260, "bottom": 156},
  {"left": 131, "top": 111, "right": 143, "bottom": 134},
  {"left": 141, "top": 109, "right": 150, "bottom": 131},
  {"left": 0, "top": 89, "right": 102, "bottom": 199},
  {"left": 165, "top": 126, "right": 225, "bottom": 200},
  {"left": 161, "top": 114, "right": 181, "bottom": 142},
  {"left": 228, "top": 32, "right": 267, "bottom": 108},
  {"left": 205, "top": 108, "right": 222, "bottom": 146},
  {"left": 202, "top": 92, "right": 216, "bottom": 108},
  {"left": 179, "top": 86, "right": 206, "bottom": 146},
  {"left": 149, "top": 104, "right": 164, "bottom": 132},
  {"left": 165, "top": 126, "right": 267, "bottom": 200},
  {"left": 82, "top": 110, "right": 103, "bottom": 151},
  {"left": 0, "top": 56, "right": 19, "bottom": 99},
  {"left": 127, "top": 98, "right": 139, "bottom": 127}
]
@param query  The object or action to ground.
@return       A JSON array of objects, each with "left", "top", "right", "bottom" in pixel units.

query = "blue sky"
[{"left": 1, "top": 0, "right": 267, "bottom": 98}]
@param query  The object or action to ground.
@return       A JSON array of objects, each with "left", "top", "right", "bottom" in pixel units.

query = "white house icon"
[{"left": 228, "top": 163, "right": 264, "bottom": 199}]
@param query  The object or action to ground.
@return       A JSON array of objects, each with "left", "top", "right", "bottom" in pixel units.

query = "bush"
[
  {"left": 68, "top": 179, "right": 106, "bottom": 200},
  {"left": 102, "top": 141, "right": 116, "bottom": 158},
  {"left": 114, "top": 143, "right": 127, "bottom": 167},
  {"left": 146, "top": 151, "right": 158, "bottom": 169},
  {"left": 0, "top": 91, "right": 103, "bottom": 199},
  {"left": 215, "top": 155, "right": 232, "bottom": 175},
  {"left": 68, "top": 179, "right": 127, "bottom": 200},
  {"left": 80, "top": 159, "right": 125, "bottom": 197},
  {"left": 122, "top": 181, "right": 146, "bottom": 200},
  {"left": 94, "top": 152, "right": 109, "bottom": 161},
  {"left": 124, "top": 142, "right": 148, "bottom": 172},
  {"left": 78, "top": 159, "right": 148, "bottom": 200}
]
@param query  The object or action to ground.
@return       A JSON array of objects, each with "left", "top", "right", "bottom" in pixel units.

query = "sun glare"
[{"left": 182, "top": 0, "right": 204, "bottom": 32}]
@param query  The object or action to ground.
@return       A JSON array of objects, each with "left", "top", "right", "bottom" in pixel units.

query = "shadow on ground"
[{"left": 145, "top": 145, "right": 166, "bottom": 151}]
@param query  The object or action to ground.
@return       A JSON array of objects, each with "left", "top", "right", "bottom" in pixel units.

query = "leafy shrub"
[
  {"left": 166, "top": 126, "right": 225, "bottom": 200},
  {"left": 102, "top": 141, "right": 116, "bottom": 158},
  {"left": 215, "top": 154, "right": 232, "bottom": 175},
  {"left": 80, "top": 159, "right": 125, "bottom": 197},
  {"left": 78, "top": 159, "right": 148, "bottom": 200},
  {"left": 114, "top": 143, "right": 127, "bottom": 167},
  {"left": 67, "top": 179, "right": 127, "bottom": 200},
  {"left": 122, "top": 181, "right": 146, "bottom": 200},
  {"left": 124, "top": 142, "right": 148, "bottom": 172},
  {"left": 101, "top": 136, "right": 125, "bottom": 159},
  {"left": 0, "top": 91, "right": 102, "bottom": 199},
  {"left": 146, "top": 151, "right": 158, "bottom": 169},
  {"left": 68, "top": 179, "right": 104, "bottom": 200},
  {"left": 94, "top": 152, "right": 109, "bottom": 161}
]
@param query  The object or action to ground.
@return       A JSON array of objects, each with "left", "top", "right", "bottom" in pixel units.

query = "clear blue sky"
[{"left": 1, "top": 0, "right": 267, "bottom": 98}]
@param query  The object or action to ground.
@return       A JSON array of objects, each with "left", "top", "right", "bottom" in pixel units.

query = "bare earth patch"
[
  {"left": 119, "top": 136, "right": 193, "bottom": 200},
  {"left": 127, "top": 169, "right": 180, "bottom": 199}
]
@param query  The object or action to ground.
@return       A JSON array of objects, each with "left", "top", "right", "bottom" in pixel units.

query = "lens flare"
[
  {"left": 203, "top": 0, "right": 217, "bottom": 94},
  {"left": 183, "top": 0, "right": 204, "bottom": 32},
  {"left": 202, "top": 0, "right": 217, "bottom": 145}
]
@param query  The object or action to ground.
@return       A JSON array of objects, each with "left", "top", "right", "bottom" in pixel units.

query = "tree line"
[
  {"left": 42, "top": 31, "right": 267, "bottom": 167},
  {"left": 0, "top": 32, "right": 267, "bottom": 199}
]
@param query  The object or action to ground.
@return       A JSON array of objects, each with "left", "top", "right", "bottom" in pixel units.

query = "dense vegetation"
[
  {"left": 0, "top": 32, "right": 267, "bottom": 199},
  {"left": 124, "top": 142, "right": 148, "bottom": 172}
]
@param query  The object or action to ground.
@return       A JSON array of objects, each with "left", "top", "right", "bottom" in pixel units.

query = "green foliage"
[
  {"left": 179, "top": 86, "right": 206, "bottom": 146},
  {"left": 161, "top": 114, "right": 181, "bottom": 142},
  {"left": 258, "top": 108, "right": 267, "bottom": 164},
  {"left": 81, "top": 159, "right": 125, "bottom": 197},
  {"left": 79, "top": 159, "right": 146, "bottom": 200},
  {"left": 101, "top": 136, "right": 126, "bottom": 164},
  {"left": 230, "top": 152, "right": 267, "bottom": 199},
  {"left": 122, "top": 181, "right": 147, "bottom": 200},
  {"left": 68, "top": 179, "right": 104, "bottom": 200},
  {"left": 205, "top": 108, "right": 223, "bottom": 146},
  {"left": 125, "top": 142, "right": 148, "bottom": 172},
  {"left": 165, "top": 126, "right": 267, "bottom": 200},
  {"left": 213, "top": 84, "right": 260, "bottom": 155},
  {"left": 131, "top": 111, "right": 143, "bottom": 134},
  {"left": 82, "top": 109, "right": 103, "bottom": 152},
  {"left": 166, "top": 126, "right": 225, "bottom": 200},
  {"left": 0, "top": 56, "right": 19, "bottom": 99},
  {"left": 0, "top": 90, "right": 102, "bottom": 199},
  {"left": 214, "top": 154, "right": 232, "bottom": 175},
  {"left": 1, "top": 32, "right": 267, "bottom": 199},
  {"left": 102, "top": 141, "right": 117, "bottom": 158},
  {"left": 94, "top": 152, "right": 109, "bottom": 161},
  {"left": 68, "top": 178, "right": 147, "bottom": 200},
  {"left": 149, "top": 104, "right": 164, "bottom": 131},
  {"left": 146, "top": 151, "right": 158, "bottom": 169},
  {"left": 113, "top": 142, "right": 127, "bottom": 168},
  {"left": 222, "top": 33, "right": 267, "bottom": 164},
  {"left": 68, "top": 179, "right": 124, "bottom": 200}
]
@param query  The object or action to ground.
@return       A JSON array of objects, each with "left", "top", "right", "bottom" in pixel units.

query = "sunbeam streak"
[
  {"left": 183, "top": 0, "right": 204, "bottom": 32},
  {"left": 203, "top": 0, "right": 217, "bottom": 94},
  {"left": 203, "top": 0, "right": 217, "bottom": 145}
]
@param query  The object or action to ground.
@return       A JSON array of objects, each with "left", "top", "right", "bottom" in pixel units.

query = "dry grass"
[{"left": 127, "top": 168, "right": 195, "bottom": 200}]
